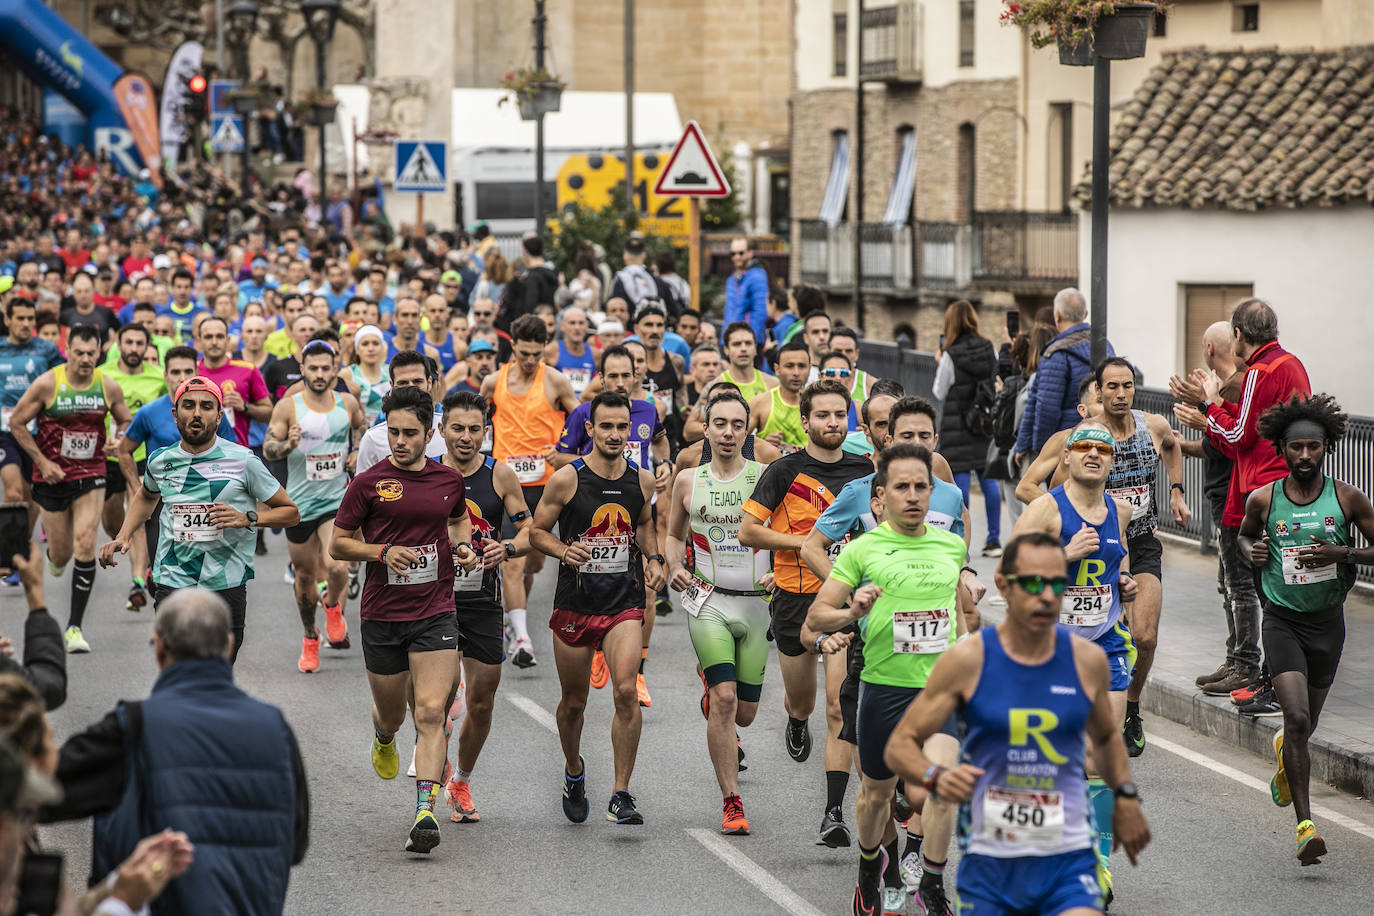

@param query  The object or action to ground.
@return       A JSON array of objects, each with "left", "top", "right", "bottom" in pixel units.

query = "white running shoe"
[
  {"left": 899, "top": 850, "right": 922, "bottom": 891},
  {"left": 406, "top": 741, "right": 417, "bottom": 778}
]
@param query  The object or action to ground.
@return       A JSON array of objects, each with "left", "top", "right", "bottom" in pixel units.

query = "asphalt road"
[{"left": 20, "top": 532, "right": 1374, "bottom": 915}]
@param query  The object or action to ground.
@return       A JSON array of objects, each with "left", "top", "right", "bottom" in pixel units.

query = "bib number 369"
[{"left": 388, "top": 543, "right": 439, "bottom": 585}]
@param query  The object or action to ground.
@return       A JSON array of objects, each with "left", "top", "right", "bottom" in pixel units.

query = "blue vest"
[{"left": 92, "top": 658, "right": 298, "bottom": 916}]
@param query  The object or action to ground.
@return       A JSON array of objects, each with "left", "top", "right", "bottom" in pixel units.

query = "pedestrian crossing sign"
[
  {"left": 210, "top": 114, "right": 245, "bottom": 153},
  {"left": 394, "top": 140, "right": 447, "bottom": 193}
]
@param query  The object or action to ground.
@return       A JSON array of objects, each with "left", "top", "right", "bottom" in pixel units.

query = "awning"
[
  {"left": 883, "top": 128, "right": 916, "bottom": 225},
  {"left": 819, "top": 132, "right": 850, "bottom": 227}
]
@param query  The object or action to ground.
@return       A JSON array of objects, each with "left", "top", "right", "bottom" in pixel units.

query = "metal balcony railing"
[
  {"left": 860, "top": 0, "right": 923, "bottom": 83},
  {"left": 971, "top": 210, "right": 1078, "bottom": 287}
]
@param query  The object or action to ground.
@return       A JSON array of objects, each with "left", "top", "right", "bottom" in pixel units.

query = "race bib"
[
  {"left": 584, "top": 536, "right": 630, "bottom": 574},
  {"left": 1061, "top": 585, "right": 1111, "bottom": 627},
  {"left": 481, "top": 427, "right": 493, "bottom": 454},
  {"left": 307, "top": 451, "right": 343, "bottom": 481},
  {"left": 565, "top": 368, "right": 591, "bottom": 395},
  {"left": 171, "top": 502, "right": 222, "bottom": 542},
  {"left": 387, "top": 543, "right": 439, "bottom": 585},
  {"left": 452, "top": 551, "right": 484, "bottom": 593},
  {"left": 892, "top": 608, "right": 951, "bottom": 654},
  {"left": 0, "top": 407, "right": 11, "bottom": 433},
  {"left": 1280, "top": 546, "right": 1338, "bottom": 585},
  {"left": 681, "top": 577, "right": 713, "bottom": 617},
  {"left": 505, "top": 453, "right": 546, "bottom": 484},
  {"left": 652, "top": 388, "right": 673, "bottom": 414},
  {"left": 982, "top": 787, "right": 1064, "bottom": 846},
  {"left": 826, "top": 535, "right": 849, "bottom": 562},
  {"left": 60, "top": 430, "right": 97, "bottom": 460},
  {"left": 1108, "top": 485, "right": 1151, "bottom": 521},
  {"left": 777, "top": 442, "right": 802, "bottom": 456}
]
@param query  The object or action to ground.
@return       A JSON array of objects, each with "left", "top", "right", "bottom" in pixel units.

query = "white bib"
[
  {"left": 387, "top": 543, "right": 439, "bottom": 585},
  {"left": 565, "top": 368, "right": 590, "bottom": 396},
  {"left": 452, "top": 555, "right": 484, "bottom": 593},
  {"left": 623, "top": 441, "right": 646, "bottom": 467},
  {"left": 892, "top": 608, "right": 951, "bottom": 654},
  {"left": 981, "top": 786, "right": 1065, "bottom": 846},
  {"left": 583, "top": 536, "right": 630, "bottom": 574},
  {"left": 60, "top": 430, "right": 97, "bottom": 460},
  {"left": 306, "top": 451, "right": 343, "bottom": 481},
  {"left": 505, "top": 453, "right": 546, "bottom": 484},
  {"left": 1280, "top": 546, "right": 1338, "bottom": 585},
  {"left": 0, "top": 407, "right": 12, "bottom": 433},
  {"left": 827, "top": 534, "right": 849, "bottom": 562},
  {"left": 1061, "top": 585, "right": 1111, "bottom": 627},
  {"left": 1108, "top": 485, "right": 1151, "bottom": 521},
  {"left": 172, "top": 503, "right": 222, "bottom": 542},
  {"left": 681, "top": 577, "right": 713, "bottom": 618}
]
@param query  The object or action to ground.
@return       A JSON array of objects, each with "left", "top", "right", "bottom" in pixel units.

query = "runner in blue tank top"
[{"left": 883, "top": 531, "right": 1150, "bottom": 916}]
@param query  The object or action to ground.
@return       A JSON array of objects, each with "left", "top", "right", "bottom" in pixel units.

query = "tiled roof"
[{"left": 1077, "top": 46, "right": 1374, "bottom": 210}]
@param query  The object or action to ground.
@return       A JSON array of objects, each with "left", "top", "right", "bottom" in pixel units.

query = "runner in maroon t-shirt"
[{"left": 331, "top": 386, "right": 477, "bottom": 855}]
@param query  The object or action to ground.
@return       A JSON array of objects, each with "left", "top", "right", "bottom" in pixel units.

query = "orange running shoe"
[
  {"left": 590, "top": 649, "right": 609, "bottom": 689},
  {"left": 298, "top": 635, "right": 320, "bottom": 673},
  {"left": 721, "top": 795, "right": 749, "bottom": 835},
  {"left": 637, "top": 673, "right": 653, "bottom": 708},
  {"left": 323, "top": 601, "right": 350, "bottom": 648},
  {"left": 448, "top": 778, "right": 480, "bottom": 823}
]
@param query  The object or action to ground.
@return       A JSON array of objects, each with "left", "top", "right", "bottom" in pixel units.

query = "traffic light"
[{"left": 184, "top": 72, "right": 208, "bottom": 122}]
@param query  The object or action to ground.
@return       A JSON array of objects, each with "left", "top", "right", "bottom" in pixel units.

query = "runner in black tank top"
[{"left": 553, "top": 459, "right": 647, "bottom": 614}]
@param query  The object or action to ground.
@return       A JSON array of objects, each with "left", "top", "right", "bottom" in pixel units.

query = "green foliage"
[
  {"left": 702, "top": 146, "right": 744, "bottom": 231},
  {"left": 548, "top": 185, "right": 681, "bottom": 279}
]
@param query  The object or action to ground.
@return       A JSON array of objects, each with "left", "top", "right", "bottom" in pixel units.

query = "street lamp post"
[
  {"left": 302, "top": 0, "right": 341, "bottom": 208},
  {"left": 225, "top": 0, "right": 258, "bottom": 187}
]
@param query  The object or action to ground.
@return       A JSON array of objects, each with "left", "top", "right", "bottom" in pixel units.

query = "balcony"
[
  {"left": 971, "top": 211, "right": 1079, "bottom": 290},
  {"left": 860, "top": 0, "right": 922, "bottom": 84}
]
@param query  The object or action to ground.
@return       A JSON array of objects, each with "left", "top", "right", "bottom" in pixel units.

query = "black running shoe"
[
  {"left": 655, "top": 590, "right": 673, "bottom": 617},
  {"left": 606, "top": 789, "right": 644, "bottom": 825},
  {"left": 818, "top": 805, "right": 852, "bottom": 848},
  {"left": 737, "top": 736, "right": 747, "bottom": 773},
  {"left": 893, "top": 781, "right": 914, "bottom": 823},
  {"left": 1237, "top": 684, "right": 1282, "bottom": 717},
  {"left": 853, "top": 862, "right": 882, "bottom": 916},
  {"left": 785, "top": 718, "right": 812, "bottom": 762},
  {"left": 916, "top": 875, "right": 953, "bottom": 915},
  {"left": 1122, "top": 712, "right": 1145, "bottom": 758},
  {"left": 562, "top": 757, "right": 588, "bottom": 823}
]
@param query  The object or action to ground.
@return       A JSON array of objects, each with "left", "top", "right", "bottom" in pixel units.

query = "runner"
[
  {"left": 262, "top": 310, "right": 319, "bottom": 402},
  {"left": 1010, "top": 419, "right": 1139, "bottom": 902},
  {"left": 445, "top": 339, "right": 495, "bottom": 402},
  {"left": 330, "top": 385, "right": 478, "bottom": 854},
  {"left": 884, "top": 531, "right": 1151, "bottom": 916},
  {"left": 386, "top": 296, "right": 442, "bottom": 365},
  {"left": 665, "top": 386, "right": 770, "bottom": 835},
  {"left": 265, "top": 339, "right": 367, "bottom": 674},
  {"left": 438, "top": 391, "right": 534, "bottom": 824},
  {"left": 422, "top": 294, "right": 460, "bottom": 372},
  {"left": 672, "top": 379, "right": 784, "bottom": 473},
  {"left": 1238, "top": 393, "right": 1374, "bottom": 865},
  {"left": 356, "top": 352, "right": 448, "bottom": 472},
  {"left": 719, "top": 320, "right": 778, "bottom": 404},
  {"left": 829, "top": 327, "right": 875, "bottom": 402},
  {"left": 807, "top": 443, "right": 967, "bottom": 916},
  {"left": 632, "top": 303, "right": 687, "bottom": 448},
  {"left": 8, "top": 325, "right": 132, "bottom": 653},
  {"left": 802, "top": 311, "right": 833, "bottom": 379},
  {"left": 0, "top": 298, "right": 63, "bottom": 513},
  {"left": 748, "top": 338, "right": 811, "bottom": 455},
  {"left": 98, "top": 376, "right": 298, "bottom": 661},
  {"left": 347, "top": 325, "right": 392, "bottom": 426},
  {"left": 528, "top": 391, "right": 664, "bottom": 826},
  {"left": 739, "top": 378, "right": 871, "bottom": 842},
  {"left": 195, "top": 315, "right": 273, "bottom": 446},
  {"left": 549, "top": 305, "right": 599, "bottom": 398},
  {"left": 481, "top": 314, "right": 579, "bottom": 670}
]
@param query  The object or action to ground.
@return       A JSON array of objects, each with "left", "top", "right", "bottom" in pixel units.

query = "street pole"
[
  {"left": 216, "top": 0, "right": 226, "bottom": 173},
  {"left": 534, "top": 0, "right": 547, "bottom": 241},
  {"left": 1089, "top": 56, "right": 1110, "bottom": 368},
  {"left": 237, "top": 44, "right": 251, "bottom": 189},
  {"left": 624, "top": 0, "right": 635, "bottom": 220},
  {"left": 852, "top": 0, "right": 866, "bottom": 337},
  {"left": 316, "top": 39, "right": 327, "bottom": 206}
]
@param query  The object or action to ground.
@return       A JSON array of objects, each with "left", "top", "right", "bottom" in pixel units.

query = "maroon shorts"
[{"left": 549, "top": 607, "right": 644, "bottom": 649}]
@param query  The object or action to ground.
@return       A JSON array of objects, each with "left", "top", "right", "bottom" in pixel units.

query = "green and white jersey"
[
  {"left": 347, "top": 364, "right": 390, "bottom": 426},
  {"left": 144, "top": 439, "right": 282, "bottom": 590},
  {"left": 285, "top": 391, "right": 352, "bottom": 522},
  {"left": 687, "top": 460, "right": 769, "bottom": 591}
]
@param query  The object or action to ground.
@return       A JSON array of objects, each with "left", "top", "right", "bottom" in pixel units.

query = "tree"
[
  {"left": 549, "top": 185, "right": 680, "bottom": 281},
  {"left": 701, "top": 146, "right": 743, "bottom": 231}
]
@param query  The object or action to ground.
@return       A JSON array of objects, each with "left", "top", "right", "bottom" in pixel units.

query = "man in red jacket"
[{"left": 1171, "top": 298, "right": 1310, "bottom": 711}]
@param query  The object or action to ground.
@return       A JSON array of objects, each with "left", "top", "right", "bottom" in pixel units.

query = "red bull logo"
[
  {"left": 585, "top": 504, "right": 632, "bottom": 538},
  {"left": 466, "top": 498, "right": 496, "bottom": 539}
]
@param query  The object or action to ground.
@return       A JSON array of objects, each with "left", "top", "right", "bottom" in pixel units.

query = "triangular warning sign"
[
  {"left": 396, "top": 143, "right": 444, "bottom": 190},
  {"left": 654, "top": 121, "right": 730, "bottom": 198},
  {"left": 211, "top": 117, "right": 243, "bottom": 151}
]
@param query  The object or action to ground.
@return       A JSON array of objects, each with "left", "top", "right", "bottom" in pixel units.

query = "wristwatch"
[
  {"left": 503, "top": 540, "right": 517, "bottom": 559},
  {"left": 646, "top": 554, "right": 666, "bottom": 565},
  {"left": 245, "top": 510, "right": 258, "bottom": 531},
  {"left": 1170, "top": 483, "right": 1185, "bottom": 495},
  {"left": 1114, "top": 781, "right": 1140, "bottom": 801}
]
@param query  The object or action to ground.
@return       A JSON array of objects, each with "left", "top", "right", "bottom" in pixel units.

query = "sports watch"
[
  {"left": 503, "top": 540, "right": 517, "bottom": 559},
  {"left": 1114, "top": 781, "right": 1140, "bottom": 801},
  {"left": 245, "top": 510, "right": 258, "bottom": 531}
]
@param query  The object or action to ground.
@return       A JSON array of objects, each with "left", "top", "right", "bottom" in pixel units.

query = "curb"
[{"left": 1142, "top": 669, "right": 1374, "bottom": 801}]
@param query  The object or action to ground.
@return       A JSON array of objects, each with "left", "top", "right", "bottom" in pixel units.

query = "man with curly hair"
[{"left": 1237, "top": 393, "right": 1374, "bottom": 867}]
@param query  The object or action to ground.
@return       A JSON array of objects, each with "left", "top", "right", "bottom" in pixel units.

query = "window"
[
  {"left": 475, "top": 182, "right": 536, "bottom": 221},
  {"left": 833, "top": 13, "right": 848, "bottom": 77},
  {"left": 959, "top": 1, "right": 976, "bottom": 67},
  {"left": 1153, "top": 10, "right": 1167, "bottom": 37},
  {"left": 957, "top": 123, "right": 976, "bottom": 220},
  {"left": 883, "top": 127, "right": 917, "bottom": 225},
  {"left": 1048, "top": 103, "right": 1074, "bottom": 212},
  {"left": 1182, "top": 284, "right": 1253, "bottom": 376},
  {"left": 819, "top": 131, "right": 851, "bottom": 226},
  {"left": 1233, "top": 3, "right": 1259, "bottom": 31}
]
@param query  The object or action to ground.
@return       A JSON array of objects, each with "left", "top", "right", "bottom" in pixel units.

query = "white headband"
[{"left": 354, "top": 324, "right": 384, "bottom": 347}]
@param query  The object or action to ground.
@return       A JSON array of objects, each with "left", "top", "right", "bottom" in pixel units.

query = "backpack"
[
  {"left": 991, "top": 373, "right": 1027, "bottom": 449},
  {"left": 615, "top": 264, "right": 657, "bottom": 305},
  {"left": 960, "top": 375, "right": 998, "bottom": 439}
]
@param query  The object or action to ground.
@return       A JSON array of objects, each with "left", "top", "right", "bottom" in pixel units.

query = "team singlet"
[
  {"left": 687, "top": 460, "right": 769, "bottom": 593},
  {"left": 1052, "top": 486, "right": 1127, "bottom": 642},
  {"left": 285, "top": 392, "right": 352, "bottom": 522},
  {"left": 720, "top": 367, "right": 769, "bottom": 404},
  {"left": 1261, "top": 475, "right": 1355, "bottom": 612},
  {"left": 492, "top": 362, "right": 564, "bottom": 487},
  {"left": 35, "top": 365, "right": 109, "bottom": 482},
  {"left": 758, "top": 387, "right": 806, "bottom": 453},
  {"left": 553, "top": 459, "right": 646, "bottom": 615},
  {"left": 453, "top": 456, "right": 504, "bottom": 604},
  {"left": 556, "top": 340, "right": 597, "bottom": 397},
  {"left": 1105, "top": 410, "right": 1158, "bottom": 540},
  {"left": 347, "top": 364, "right": 390, "bottom": 426}
]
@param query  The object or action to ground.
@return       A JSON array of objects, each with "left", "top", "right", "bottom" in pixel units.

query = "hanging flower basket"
[
  {"left": 1091, "top": 3, "right": 1156, "bottom": 59},
  {"left": 500, "top": 67, "right": 567, "bottom": 121},
  {"left": 1057, "top": 29, "right": 1094, "bottom": 66},
  {"left": 1002, "top": 0, "right": 1164, "bottom": 62},
  {"left": 306, "top": 101, "right": 337, "bottom": 126}
]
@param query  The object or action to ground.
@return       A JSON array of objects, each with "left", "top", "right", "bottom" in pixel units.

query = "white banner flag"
[{"left": 159, "top": 41, "right": 204, "bottom": 166}]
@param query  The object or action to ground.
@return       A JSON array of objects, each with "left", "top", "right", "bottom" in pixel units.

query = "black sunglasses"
[{"left": 1006, "top": 574, "right": 1069, "bottom": 596}]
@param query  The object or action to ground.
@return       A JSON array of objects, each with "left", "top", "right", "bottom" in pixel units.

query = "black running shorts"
[
  {"left": 361, "top": 611, "right": 459, "bottom": 675},
  {"left": 1262, "top": 601, "right": 1345, "bottom": 689}
]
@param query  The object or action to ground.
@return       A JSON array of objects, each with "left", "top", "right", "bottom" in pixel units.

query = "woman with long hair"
[
  {"left": 347, "top": 325, "right": 391, "bottom": 426},
  {"left": 470, "top": 250, "right": 511, "bottom": 307}
]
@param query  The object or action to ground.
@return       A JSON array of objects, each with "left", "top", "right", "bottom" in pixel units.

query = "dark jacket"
[
  {"left": 42, "top": 657, "right": 308, "bottom": 915},
  {"left": 0, "top": 606, "right": 66, "bottom": 710},
  {"left": 938, "top": 334, "right": 997, "bottom": 474},
  {"left": 1015, "top": 322, "right": 1114, "bottom": 454}
]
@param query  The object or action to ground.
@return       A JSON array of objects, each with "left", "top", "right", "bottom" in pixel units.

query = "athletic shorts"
[
  {"left": 1262, "top": 601, "right": 1345, "bottom": 689},
  {"left": 360, "top": 611, "right": 459, "bottom": 675},
  {"left": 957, "top": 848, "right": 1103, "bottom": 915},
  {"left": 102, "top": 459, "right": 144, "bottom": 497},
  {"left": 838, "top": 632, "right": 864, "bottom": 744},
  {"left": 687, "top": 591, "right": 771, "bottom": 703},
  {"left": 856, "top": 682, "right": 958, "bottom": 781},
  {"left": 153, "top": 583, "right": 247, "bottom": 663},
  {"left": 454, "top": 598, "right": 504, "bottom": 666},
  {"left": 769, "top": 589, "right": 815, "bottom": 658},
  {"left": 1095, "top": 620, "right": 1137, "bottom": 692},
  {"left": 549, "top": 606, "right": 643, "bottom": 650},
  {"left": 286, "top": 511, "right": 337, "bottom": 545},
  {"left": 502, "top": 485, "right": 543, "bottom": 538},
  {"left": 1126, "top": 531, "right": 1163, "bottom": 581},
  {"left": 0, "top": 433, "right": 26, "bottom": 475},
  {"left": 32, "top": 477, "right": 104, "bottom": 512}
]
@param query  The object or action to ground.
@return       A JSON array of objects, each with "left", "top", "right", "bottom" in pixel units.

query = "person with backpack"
[
  {"left": 933, "top": 300, "right": 1003, "bottom": 557},
  {"left": 986, "top": 331, "right": 1032, "bottom": 524},
  {"left": 610, "top": 236, "right": 679, "bottom": 317}
]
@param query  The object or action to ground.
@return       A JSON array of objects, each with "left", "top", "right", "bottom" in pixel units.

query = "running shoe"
[
  {"left": 125, "top": 584, "right": 147, "bottom": 613},
  {"left": 1122, "top": 712, "right": 1145, "bottom": 757},
  {"left": 449, "top": 682, "right": 466, "bottom": 722},
  {"left": 1296, "top": 819, "right": 1326, "bottom": 866},
  {"left": 1230, "top": 681, "right": 1263, "bottom": 704},
  {"left": 853, "top": 848, "right": 885, "bottom": 916},
  {"left": 298, "top": 636, "right": 320, "bottom": 673},
  {"left": 371, "top": 735, "right": 399, "bottom": 779},
  {"left": 721, "top": 794, "right": 749, "bottom": 835},
  {"left": 589, "top": 649, "right": 609, "bottom": 689},
  {"left": 323, "top": 601, "right": 350, "bottom": 649},
  {"left": 1271, "top": 728, "right": 1291, "bottom": 807},
  {"left": 63, "top": 626, "right": 90, "bottom": 654},
  {"left": 1098, "top": 859, "right": 1114, "bottom": 912},
  {"left": 899, "top": 851, "right": 922, "bottom": 891},
  {"left": 255, "top": 530, "right": 268, "bottom": 556},
  {"left": 636, "top": 673, "right": 652, "bottom": 708},
  {"left": 406, "top": 742, "right": 417, "bottom": 778},
  {"left": 45, "top": 554, "right": 65, "bottom": 578},
  {"left": 915, "top": 874, "right": 952, "bottom": 915},
  {"left": 1, "top": 571, "right": 18, "bottom": 587},
  {"left": 818, "top": 805, "right": 852, "bottom": 847},
  {"left": 892, "top": 781, "right": 914, "bottom": 823},
  {"left": 699, "top": 669, "right": 710, "bottom": 719},
  {"left": 655, "top": 590, "right": 673, "bottom": 616},
  {"left": 786, "top": 718, "right": 812, "bottom": 762},
  {"left": 1237, "top": 685, "right": 1282, "bottom": 717},
  {"left": 881, "top": 885, "right": 908, "bottom": 916},
  {"left": 512, "top": 636, "right": 537, "bottom": 669},
  {"left": 737, "top": 736, "right": 747, "bottom": 773},
  {"left": 283, "top": 562, "right": 294, "bottom": 585},
  {"left": 606, "top": 789, "right": 644, "bottom": 825},
  {"left": 405, "top": 810, "right": 441, "bottom": 854},
  {"left": 980, "top": 539, "right": 1003, "bottom": 558},
  {"left": 447, "top": 778, "right": 479, "bottom": 823},
  {"left": 347, "top": 564, "right": 361, "bottom": 599},
  {"left": 562, "top": 757, "right": 588, "bottom": 823}
]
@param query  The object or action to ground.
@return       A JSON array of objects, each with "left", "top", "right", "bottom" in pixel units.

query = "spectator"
[
  {"left": 764, "top": 285, "right": 795, "bottom": 362},
  {"left": 0, "top": 545, "right": 65, "bottom": 711},
  {"left": 722, "top": 235, "right": 768, "bottom": 345},
  {"left": 611, "top": 235, "right": 679, "bottom": 315},
  {"left": 0, "top": 735, "right": 62, "bottom": 914},
  {"left": 470, "top": 250, "right": 511, "bottom": 307},
  {"left": 41, "top": 589, "right": 309, "bottom": 915},
  {"left": 506, "top": 233, "right": 558, "bottom": 332},
  {"left": 655, "top": 249, "right": 691, "bottom": 310},
  {"left": 1014, "top": 287, "right": 1113, "bottom": 462}
]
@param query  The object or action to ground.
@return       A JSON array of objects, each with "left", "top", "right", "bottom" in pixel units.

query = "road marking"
[
  {"left": 685, "top": 828, "right": 826, "bottom": 916},
  {"left": 1151, "top": 734, "right": 1374, "bottom": 840},
  {"left": 504, "top": 691, "right": 558, "bottom": 735}
]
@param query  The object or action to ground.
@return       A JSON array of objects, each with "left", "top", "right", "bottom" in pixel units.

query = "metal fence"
[
  {"left": 971, "top": 210, "right": 1078, "bottom": 287},
  {"left": 858, "top": 339, "right": 938, "bottom": 401}
]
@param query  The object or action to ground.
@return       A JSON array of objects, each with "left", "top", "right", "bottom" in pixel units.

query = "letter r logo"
[{"left": 1008, "top": 708, "right": 1069, "bottom": 764}]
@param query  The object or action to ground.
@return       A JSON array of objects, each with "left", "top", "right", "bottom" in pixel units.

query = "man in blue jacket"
[
  {"left": 1014, "top": 287, "right": 1114, "bottom": 463},
  {"left": 722, "top": 236, "right": 769, "bottom": 345}
]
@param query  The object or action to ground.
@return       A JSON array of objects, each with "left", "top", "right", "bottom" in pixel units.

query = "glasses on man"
[
  {"left": 821, "top": 368, "right": 851, "bottom": 379},
  {"left": 1005, "top": 574, "right": 1069, "bottom": 596},
  {"left": 1068, "top": 441, "right": 1114, "bottom": 457}
]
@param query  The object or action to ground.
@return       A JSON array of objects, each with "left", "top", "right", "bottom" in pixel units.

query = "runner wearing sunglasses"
[{"left": 1010, "top": 418, "right": 1139, "bottom": 907}]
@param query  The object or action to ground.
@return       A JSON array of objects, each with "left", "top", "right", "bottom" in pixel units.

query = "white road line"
[
  {"left": 504, "top": 691, "right": 558, "bottom": 735},
  {"left": 1151, "top": 734, "right": 1374, "bottom": 841},
  {"left": 685, "top": 828, "right": 827, "bottom": 916}
]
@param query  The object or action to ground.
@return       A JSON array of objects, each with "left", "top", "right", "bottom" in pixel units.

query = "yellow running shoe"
[
  {"left": 406, "top": 809, "right": 441, "bottom": 854},
  {"left": 1296, "top": 819, "right": 1326, "bottom": 866},
  {"left": 372, "top": 735, "right": 399, "bottom": 780},
  {"left": 1271, "top": 728, "right": 1291, "bottom": 807}
]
